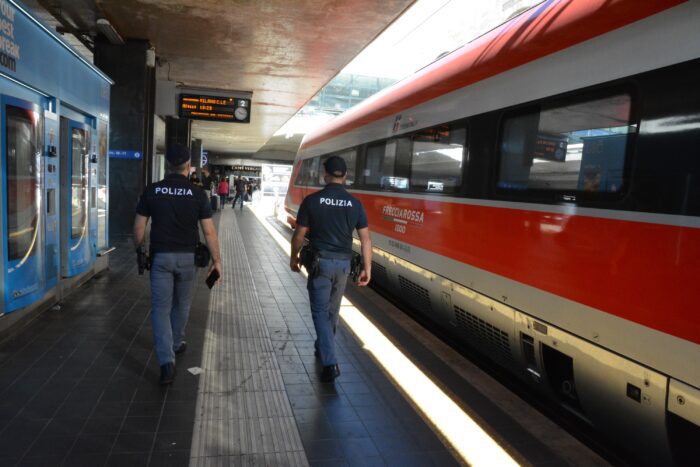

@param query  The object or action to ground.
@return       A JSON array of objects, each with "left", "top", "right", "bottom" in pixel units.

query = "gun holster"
[
  {"left": 299, "top": 244, "right": 320, "bottom": 279},
  {"left": 350, "top": 253, "right": 363, "bottom": 282},
  {"left": 136, "top": 246, "right": 151, "bottom": 275},
  {"left": 194, "top": 241, "right": 211, "bottom": 268}
]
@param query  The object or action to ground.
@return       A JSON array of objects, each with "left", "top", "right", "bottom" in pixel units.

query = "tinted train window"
[
  {"left": 317, "top": 155, "right": 329, "bottom": 186},
  {"left": 295, "top": 159, "right": 309, "bottom": 185},
  {"left": 363, "top": 139, "right": 410, "bottom": 190},
  {"left": 411, "top": 125, "right": 466, "bottom": 193},
  {"left": 295, "top": 157, "right": 318, "bottom": 186},
  {"left": 6, "top": 105, "right": 42, "bottom": 261},
  {"left": 498, "top": 93, "right": 635, "bottom": 194}
]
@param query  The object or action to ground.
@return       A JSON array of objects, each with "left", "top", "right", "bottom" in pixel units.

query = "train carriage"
[{"left": 285, "top": 1, "right": 700, "bottom": 464}]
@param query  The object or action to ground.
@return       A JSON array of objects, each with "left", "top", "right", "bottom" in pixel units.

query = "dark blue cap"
[
  {"left": 166, "top": 144, "right": 190, "bottom": 166},
  {"left": 323, "top": 156, "right": 347, "bottom": 177}
]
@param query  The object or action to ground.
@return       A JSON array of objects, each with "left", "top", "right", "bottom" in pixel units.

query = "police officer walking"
[
  {"left": 290, "top": 156, "right": 372, "bottom": 382},
  {"left": 133, "top": 144, "right": 223, "bottom": 385}
]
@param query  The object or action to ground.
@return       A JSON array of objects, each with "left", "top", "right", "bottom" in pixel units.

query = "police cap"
[
  {"left": 166, "top": 144, "right": 191, "bottom": 166},
  {"left": 324, "top": 156, "right": 346, "bottom": 177}
]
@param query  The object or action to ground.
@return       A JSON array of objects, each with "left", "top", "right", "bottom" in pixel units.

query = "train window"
[
  {"left": 71, "top": 128, "right": 88, "bottom": 239},
  {"left": 317, "top": 155, "right": 330, "bottom": 186},
  {"left": 410, "top": 125, "right": 466, "bottom": 193},
  {"left": 296, "top": 157, "right": 317, "bottom": 186},
  {"left": 295, "top": 159, "right": 310, "bottom": 186},
  {"left": 498, "top": 93, "right": 635, "bottom": 195},
  {"left": 363, "top": 139, "right": 410, "bottom": 190},
  {"left": 6, "top": 105, "right": 42, "bottom": 261},
  {"left": 308, "top": 157, "right": 320, "bottom": 186}
]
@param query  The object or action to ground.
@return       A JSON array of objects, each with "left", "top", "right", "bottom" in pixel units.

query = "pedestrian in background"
[
  {"left": 217, "top": 177, "right": 229, "bottom": 207},
  {"left": 232, "top": 175, "right": 246, "bottom": 211}
]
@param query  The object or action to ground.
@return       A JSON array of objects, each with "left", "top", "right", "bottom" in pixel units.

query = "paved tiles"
[
  {"left": 0, "top": 239, "right": 207, "bottom": 466},
  {"left": 0, "top": 206, "right": 460, "bottom": 466}
]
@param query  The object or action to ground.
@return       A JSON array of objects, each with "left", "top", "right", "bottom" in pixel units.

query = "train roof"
[{"left": 299, "top": 0, "right": 686, "bottom": 152}]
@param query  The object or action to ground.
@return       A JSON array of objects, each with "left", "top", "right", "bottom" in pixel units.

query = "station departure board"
[{"left": 179, "top": 94, "right": 251, "bottom": 123}]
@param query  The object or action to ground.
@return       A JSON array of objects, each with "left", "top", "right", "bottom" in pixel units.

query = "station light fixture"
[{"left": 96, "top": 18, "right": 124, "bottom": 45}]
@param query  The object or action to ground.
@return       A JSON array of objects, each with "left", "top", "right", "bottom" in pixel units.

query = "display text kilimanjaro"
[{"left": 382, "top": 205, "right": 425, "bottom": 224}]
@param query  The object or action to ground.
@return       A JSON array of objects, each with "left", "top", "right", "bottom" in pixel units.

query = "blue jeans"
[
  {"left": 150, "top": 252, "right": 196, "bottom": 365},
  {"left": 307, "top": 258, "right": 350, "bottom": 366}
]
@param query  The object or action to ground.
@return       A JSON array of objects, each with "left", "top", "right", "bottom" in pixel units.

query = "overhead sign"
[
  {"left": 109, "top": 150, "right": 142, "bottom": 160},
  {"left": 231, "top": 165, "right": 259, "bottom": 172},
  {"left": 201, "top": 151, "right": 208, "bottom": 167},
  {"left": 179, "top": 94, "right": 251, "bottom": 123}
]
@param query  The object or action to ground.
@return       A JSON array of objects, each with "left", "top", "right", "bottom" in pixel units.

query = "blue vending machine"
[
  {"left": 0, "top": 0, "right": 111, "bottom": 318},
  {"left": 1, "top": 91, "right": 48, "bottom": 312},
  {"left": 59, "top": 113, "right": 94, "bottom": 277}
]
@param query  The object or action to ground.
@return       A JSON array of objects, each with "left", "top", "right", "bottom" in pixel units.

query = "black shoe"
[
  {"left": 160, "top": 363, "right": 176, "bottom": 385},
  {"left": 320, "top": 364, "right": 340, "bottom": 383},
  {"left": 174, "top": 342, "right": 187, "bottom": 355}
]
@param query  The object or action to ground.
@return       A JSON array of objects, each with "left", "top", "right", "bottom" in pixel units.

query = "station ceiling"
[{"left": 28, "top": 0, "right": 416, "bottom": 161}]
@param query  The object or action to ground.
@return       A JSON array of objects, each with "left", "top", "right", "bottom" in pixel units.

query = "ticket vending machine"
[
  {"left": 59, "top": 114, "right": 94, "bottom": 278},
  {"left": 1, "top": 91, "right": 47, "bottom": 313}
]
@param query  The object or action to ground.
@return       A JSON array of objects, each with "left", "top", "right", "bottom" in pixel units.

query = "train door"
[
  {"left": 1, "top": 94, "right": 46, "bottom": 313},
  {"left": 59, "top": 116, "right": 92, "bottom": 277}
]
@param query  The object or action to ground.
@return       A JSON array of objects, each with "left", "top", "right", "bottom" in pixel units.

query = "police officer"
[
  {"left": 133, "top": 144, "right": 223, "bottom": 385},
  {"left": 290, "top": 156, "right": 372, "bottom": 382}
]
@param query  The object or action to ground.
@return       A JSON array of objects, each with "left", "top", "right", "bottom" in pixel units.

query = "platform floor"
[{"left": 0, "top": 202, "right": 610, "bottom": 466}]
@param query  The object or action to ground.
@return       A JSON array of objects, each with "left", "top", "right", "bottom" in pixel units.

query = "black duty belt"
[{"left": 317, "top": 250, "right": 352, "bottom": 260}]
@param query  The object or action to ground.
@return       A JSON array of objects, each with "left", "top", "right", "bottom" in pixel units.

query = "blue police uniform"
[
  {"left": 136, "top": 173, "right": 212, "bottom": 367},
  {"left": 296, "top": 183, "right": 368, "bottom": 369}
]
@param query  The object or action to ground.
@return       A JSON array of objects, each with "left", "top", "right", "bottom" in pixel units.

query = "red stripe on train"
[
  {"left": 301, "top": 0, "right": 687, "bottom": 150},
  {"left": 352, "top": 193, "right": 699, "bottom": 346}
]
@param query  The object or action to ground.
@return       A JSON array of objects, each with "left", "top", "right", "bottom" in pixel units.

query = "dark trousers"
[{"left": 232, "top": 192, "right": 244, "bottom": 210}]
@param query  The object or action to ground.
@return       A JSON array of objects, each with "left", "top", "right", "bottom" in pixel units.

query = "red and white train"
[{"left": 285, "top": 1, "right": 699, "bottom": 464}]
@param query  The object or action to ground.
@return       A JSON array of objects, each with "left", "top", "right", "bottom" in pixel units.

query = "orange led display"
[{"left": 179, "top": 94, "right": 251, "bottom": 123}]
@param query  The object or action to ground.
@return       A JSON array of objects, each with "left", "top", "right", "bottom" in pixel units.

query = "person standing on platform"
[
  {"left": 217, "top": 177, "right": 229, "bottom": 207},
  {"left": 289, "top": 156, "right": 372, "bottom": 382},
  {"left": 202, "top": 168, "right": 213, "bottom": 196},
  {"left": 133, "top": 144, "right": 223, "bottom": 385},
  {"left": 232, "top": 175, "right": 246, "bottom": 211}
]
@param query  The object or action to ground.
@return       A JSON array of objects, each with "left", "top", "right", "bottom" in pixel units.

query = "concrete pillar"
[
  {"left": 94, "top": 40, "right": 156, "bottom": 238},
  {"left": 166, "top": 116, "right": 191, "bottom": 149}
]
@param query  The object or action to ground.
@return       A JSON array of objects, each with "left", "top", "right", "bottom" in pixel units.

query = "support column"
[
  {"left": 166, "top": 116, "right": 191, "bottom": 149},
  {"left": 94, "top": 39, "right": 156, "bottom": 238}
]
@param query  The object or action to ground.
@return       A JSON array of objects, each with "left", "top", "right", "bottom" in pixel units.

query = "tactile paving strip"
[{"left": 189, "top": 209, "right": 308, "bottom": 466}]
